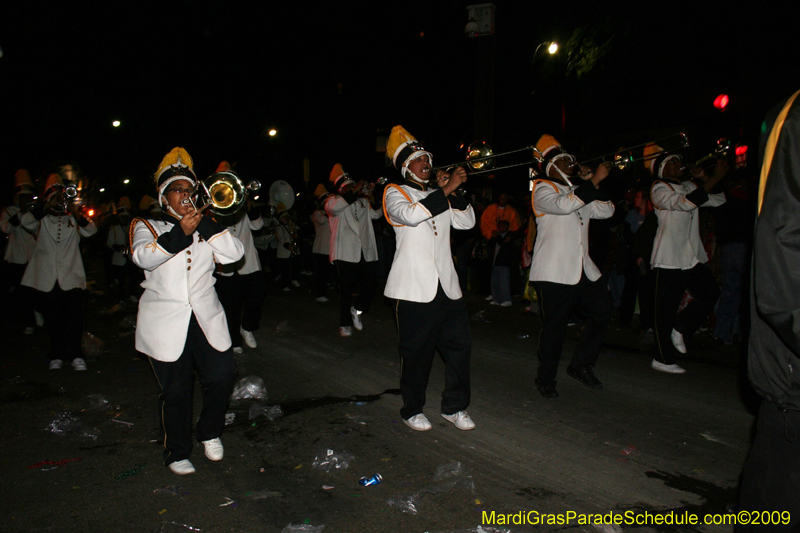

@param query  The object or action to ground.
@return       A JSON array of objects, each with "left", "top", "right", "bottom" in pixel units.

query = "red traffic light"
[{"left": 713, "top": 94, "right": 729, "bottom": 110}]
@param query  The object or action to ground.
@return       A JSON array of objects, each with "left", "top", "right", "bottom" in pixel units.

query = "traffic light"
[
  {"left": 713, "top": 94, "right": 729, "bottom": 110},
  {"left": 735, "top": 144, "right": 748, "bottom": 169}
]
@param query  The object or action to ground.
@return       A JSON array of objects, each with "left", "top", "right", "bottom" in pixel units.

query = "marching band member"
[
  {"left": 130, "top": 148, "right": 244, "bottom": 475},
  {"left": 274, "top": 205, "right": 300, "bottom": 292},
  {"left": 106, "top": 197, "right": 139, "bottom": 302},
  {"left": 211, "top": 162, "right": 267, "bottom": 354},
  {"left": 529, "top": 135, "right": 614, "bottom": 399},
  {"left": 311, "top": 184, "right": 332, "bottom": 302},
  {"left": 324, "top": 163, "right": 383, "bottom": 337},
  {"left": 21, "top": 173, "right": 97, "bottom": 370},
  {"left": 646, "top": 143, "right": 726, "bottom": 374},
  {"left": 384, "top": 125, "right": 476, "bottom": 432},
  {"left": 1, "top": 169, "right": 38, "bottom": 334}
]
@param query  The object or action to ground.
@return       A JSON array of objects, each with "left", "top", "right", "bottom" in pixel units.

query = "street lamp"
[
  {"left": 533, "top": 40, "right": 559, "bottom": 67},
  {"left": 268, "top": 129, "right": 277, "bottom": 137}
]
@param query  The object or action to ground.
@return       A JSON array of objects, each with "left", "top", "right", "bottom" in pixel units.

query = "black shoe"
[
  {"left": 535, "top": 379, "right": 559, "bottom": 399},
  {"left": 567, "top": 365, "right": 603, "bottom": 390}
]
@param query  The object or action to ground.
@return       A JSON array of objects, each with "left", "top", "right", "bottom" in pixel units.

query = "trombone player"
[
  {"left": 529, "top": 135, "right": 614, "bottom": 399},
  {"left": 130, "top": 147, "right": 244, "bottom": 475},
  {"left": 384, "top": 125, "right": 476, "bottom": 432}
]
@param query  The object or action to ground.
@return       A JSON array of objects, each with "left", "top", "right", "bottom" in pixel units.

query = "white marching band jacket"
[
  {"left": 0, "top": 205, "right": 37, "bottom": 264},
  {"left": 650, "top": 178, "right": 725, "bottom": 269},
  {"left": 383, "top": 181, "right": 476, "bottom": 303},
  {"left": 20, "top": 212, "right": 97, "bottom": 291},
  {"left": 216, "top": 213, "right": 264, "bottom": 276},
  {"left": 324, "top": 195, "right": 382, "bottom": 263},
  {"left": 130, "top": 215, "right": 244, "bottom": 362},
  {"left": 529, "top": 178, "right": 615, "bottom": 285}
]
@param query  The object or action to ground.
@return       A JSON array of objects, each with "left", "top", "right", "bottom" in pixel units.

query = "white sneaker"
[
  {"left": 350, "top": 307, "right": 363, "bottom": 331},
  {"left": 232, "top": 346, "right": 243, "bottom": 354},
  {"left": 72, "top": 358, "right": 87, "bottom": 371},
  {"left": 671, "top": 328, "right": 687, "bottom": 354},
  {"left": 169, "top": 459, "right": 196, "bottom": 475},
  {"left": 339, "top": 326, "right": 352, "bottom": 337},
  {"left": 441, "top": 411, "right": 476, "bottom": 430},
  {"left": 490, "top": 301, "right": 501, "bottom": 306},
  {"left": 49, "top": 359, "right": 63, "bottom": 370},
  {"left": 485, "top": 295, "right": 494, "bottom": 301},
  {"left": 240, "top": 328, "right": 257, "bottom": 348},
  {"left": 651, "top": 359, "right": 686, "bottom": 374},
  {"left": 202, "top": 438, "right": 224, "bottom": 461},
  {"left": 291, "top": 280, "right": 301, "bottom": 287},
  {"left": 24, "top": 326, "right": 35, "bottom": 335},
  {"left": 500, "top": 301, "right": 512, "bottom": 307},
  {"left": 35, "top": 311, "right": 44, "bottom": 327},
  {"left": 315, "top": 296, "right": 329, "bottom": 303},
  {"left": 282, "top": 287, "right": 291, "bottom": 292},
  {"left": 403, "top": 413, "right": 432, "bottom": 431}
]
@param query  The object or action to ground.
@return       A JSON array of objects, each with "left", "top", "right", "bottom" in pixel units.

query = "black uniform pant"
[
  {"left": 335, "top": 256, "right": 377, "bottom": 327},
  {"left": 39, "top": 285, "right": 84, "bottom": 362},
  {"left": 653, "top": 264, "right": 720, "bottom": 364},
  {"left": 533, "top": 274, "right": 612, "bottom": 385},
  {"left": 215, "top": 271, "right": 267, "bottom": 347},
  {"left": 737, "top": 401, "right": 800, "bottom": 532},
  {"left": 148, "top": 314, "right": 236, "bottom": 466},
  {"left": 396, "top": 285, "right": 472, "bottom": 420},
  {"left": 313, "top": 253, "right": 333, "bottom": 298}
]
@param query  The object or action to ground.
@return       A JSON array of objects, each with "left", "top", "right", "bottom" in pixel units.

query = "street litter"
[
  {"left": 99, "top": 302, "right": 125, "bottom": 315},
  {"left": 45, "top": 412, "right": 99, "bottom": 440},
  {"left": 312, "top": 448, "right": 354, "bottom": 472},
  {"left": 116, "top": 462, "right": 147, "bottom": 480},
  {"left": 84, "top": 394, "right": 111, "bottom": 411},
  {"left": 322, "top": 485, "right": 334, "bottom": 490},
  {"left": 120, "top": 315, "right": 137, "bottom": 329},
  {"left": 230, "top": 376, "right": 268, "bottom": 401},
  {"left": 28, "top": 457, "right": 82, "bottom": 469},
  {"left": 516, "top": 334, "right": 530, "bottom": 339},
  {"left": 219, "top": 497, "right": 235, "bottom": 507},
  {"left": 160, "top": 522, "right": 201, "bottom": 532},
  {"left": 224, "top": 412, "right": 236, "bottom": 426},
  {"left": 620, "top": 445, "right": 636, "bottom": 456},
  {"left": 387, "top": 461, "right": 475, "bottom": 515},
  {"left": 358, "top": 473, "right": 382, "bottom": 486},
  {"left": 470, "top": 310, "right": 490, "bottom": 322},
  {"left": 81, "top": 331, "right": 106, "bottom": 355},
  {"left": 248, "top": 403, "right": 283, "bottom": 420},
  {"left": 111, "top": 419, "right": 133, "bottom": 426},
  {"left": 281, "top": 524, "right": 324, "bottom": 533}
]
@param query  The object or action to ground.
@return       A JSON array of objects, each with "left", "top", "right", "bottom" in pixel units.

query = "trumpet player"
[
  {"left": 0, "top": 169, "right": 38, "bottom": 334},
  {"left": 20, "top": 173, "right": 97, "bottom": 371},
  {"left": 645, "top": 143, "right": 726, "bottom": 374},
  {"left": 529, "top": 135, "right": 614, "bottom": 399},
  {"left": 130, "top": 147, "right": 244, "bottom": 475},
  {"left": 324, "top": 163, "right": 383, "bottom": 337},
  {"left": 384, "top": 125, "right": 476, "bottom": 432},
  {"left": 211, "top": 162, "right": 267, "bottom": 354}
]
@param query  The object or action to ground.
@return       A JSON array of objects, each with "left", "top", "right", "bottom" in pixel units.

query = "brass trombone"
[
  {"left": 571, "top": 133, "right": 690, "bottom": 172},
  {"left": 433, "top": 142, "right": 539, "bottom": 176}
]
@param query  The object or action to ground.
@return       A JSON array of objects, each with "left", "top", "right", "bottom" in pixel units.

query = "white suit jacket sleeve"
[
  {"left": 383, "top": 184, "right": 434, "bottom": 226},
  {"left": 533, "top": 180, "right": 586, "bottom": 216}
]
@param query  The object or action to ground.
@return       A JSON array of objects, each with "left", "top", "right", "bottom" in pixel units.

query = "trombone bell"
[
  {"left": 198, "top": 172, "right": 260, "bottom": 217},
  {"left": 466, "top": 141, "right": 495, "bottom": 171}
]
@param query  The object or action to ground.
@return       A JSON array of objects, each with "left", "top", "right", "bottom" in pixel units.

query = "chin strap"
[{"left": 554, "top": 166, "right": 574, "bottom": 187}]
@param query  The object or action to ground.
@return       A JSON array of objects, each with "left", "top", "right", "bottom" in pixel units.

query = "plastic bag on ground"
[
  {"left": 311, "top": 448, "right": 354, "bottom": 472},
  {"left": 281, "top": 524, "right": 324, "bottom": 533},
  {"left": 230, "top": 376, "right": 268, "bottom": 401},
  {"left": 81, "top": 332, "right": 105, "bottom": 356},
  {"left": 387, "top": 494, "right": 418, "bottom": 515},
  {"left": 434, "top": 461, "right": 469, "bottom": 481},
  {"left": 84, "top": 394, "right": 111, "bottom": 411},
  {"left": 248, "top": 404, "right": 283, "bottom": 421},
  {"left": 120, "top": 315, "right": 136, "bottom": 329},
  {"left": 45, "top": 412, "right": 99, "bottom": 440}
]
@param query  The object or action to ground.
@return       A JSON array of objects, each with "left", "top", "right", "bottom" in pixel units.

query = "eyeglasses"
[{"left": 167, "top": 187, "right": 194, "bottom": 195}]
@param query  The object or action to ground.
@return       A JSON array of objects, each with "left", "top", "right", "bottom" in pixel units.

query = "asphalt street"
[{"left": 0, "top": 267, "right": 755, "bottom": 533}]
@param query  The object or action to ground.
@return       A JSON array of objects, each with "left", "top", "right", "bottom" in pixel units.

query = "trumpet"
[
  {"left": 182, "top": 171, "right": 260, "bottom": 216},
  {"left": 27, "top": 184, "right": 80, "bottom": 214},
  {"left": 354, "top": 176, "right": 389, "bottom": 196}
]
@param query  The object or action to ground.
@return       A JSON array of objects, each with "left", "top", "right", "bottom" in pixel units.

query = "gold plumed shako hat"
[
  {"left": 43, "top": 173, "right": 64, "bottom": 199},
  {"left": 535, "top": 134, "right": 573, "bottom": 175},
  {"left": 386, "top": 125, "right": 432, "bottom": 178},
  {"left": 644, "top": 142, "right": 682, "bottom": 178},
  {"left": 314, "top": 183, "right": 329, "bottom": 199},
  {"left": 14, "top": 169, "right": 34, "bottom": 193},
  {"left": 155, "top": 147, "right": 197, "bottom": 206},
  {"left": 215, "top": 161, "right": 232, "bottom": 173},
  {"left": 329, "top": 163, "right": 354, "bottom": 191},
  {"left": 117, "top": 196, "right": 132, "bottom": 213}
]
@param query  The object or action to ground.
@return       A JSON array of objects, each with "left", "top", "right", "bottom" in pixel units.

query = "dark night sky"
[{"left": 1, "top": 0, "right": 797, "bottom": 202}]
